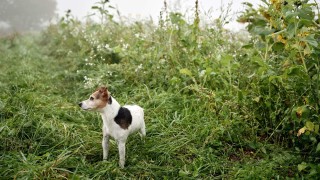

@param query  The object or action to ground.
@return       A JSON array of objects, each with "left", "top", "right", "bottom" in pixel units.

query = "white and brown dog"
[{"left": 79, "top": 87, "right": 145, "bottom": 168}]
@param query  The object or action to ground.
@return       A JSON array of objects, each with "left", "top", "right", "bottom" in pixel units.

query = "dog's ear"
[
  {"left": 97, "top": 86, "right": 107, "bottom": 93},
  {"left": 97, "top": 86, "right": 109, "bottom": 100}
]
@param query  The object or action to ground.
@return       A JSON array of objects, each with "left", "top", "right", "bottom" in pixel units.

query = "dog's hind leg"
[{"left": 140, "top": 121, "right": 146, "bottom": 137}]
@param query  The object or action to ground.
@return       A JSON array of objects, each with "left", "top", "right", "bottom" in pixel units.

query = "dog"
[{"left": 78, "top": 86, "right": 145, "bottom": 168}]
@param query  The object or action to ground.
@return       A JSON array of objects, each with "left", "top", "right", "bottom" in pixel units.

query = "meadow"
[{"left": 1, "top": 0, "right": 320, "bottom": 179}]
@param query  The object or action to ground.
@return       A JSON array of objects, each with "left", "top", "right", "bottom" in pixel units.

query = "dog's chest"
[{"left": 101, "top": 107, "right": 132, "bottom": 139}]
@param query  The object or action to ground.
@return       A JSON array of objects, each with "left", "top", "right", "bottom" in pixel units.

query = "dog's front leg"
[
  {"left": 117, "top": 140, "right": 126, "bottom": 168},
  {"left": 102, "top": 129, "right": 109, "bottom": 160}
]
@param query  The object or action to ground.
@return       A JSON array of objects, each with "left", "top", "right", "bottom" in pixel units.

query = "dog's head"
[{"left": 79, "top": 86, "right": 111, "bottom": 111}]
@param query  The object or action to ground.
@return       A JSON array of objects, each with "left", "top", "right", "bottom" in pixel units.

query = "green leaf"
[
  {"left": 309, "top": 168, "right": 318, "bottom": 176},
  {"left": 304, "top": 45, "right": 312, "bottom": 55},
  {"left": 316, "top": 143, "right": 320, "bottom": 152},
  {"left": 268, "top": 75, "right": 282, "bottom": 84},
  {"left": 221, "top": 54, "right": 233, "bottom": 66},
  {"left": 298, "top": 7, "right": 314, "bottom": 20},
  {"left": 299, "top": 19, "right": 313, "bottom": 27},
  {"left": 252, "top": 56, "right": 267, "bottom": 68},
  {"left": 253, "top": 26, "right": 275, "bottom": 36},
  {"left": 303, "top": 34, "right": 318, "bottom": 47},
  {"left": 205, "top": 67, "right": 213, "bottom": 75},
  {"left": 238, "top": 90, "right": 244, "bottom": 101},
  {"left": 285, "top": 11, "right": 299, "bottom": 21},
  {"left": 180, "top": 68, "right": 193, "bottom": 77},
  {"left": 298, "top": 162, "right": 308, "bottom": 172},
  {"left": 286, "top": 66, "right": 303, "bottom": 76},
  {"left": 286, "top": 22, "right": 296, "bottom": 38},
  {"left": 242, "top": 2, "right": 253, "bottom": 7},
  {"left": 306, "top": 121, "right": 314, "bottom": 131},
  {"left": 314, "top": 124, "right": 319, "bottom": 133},
  {"left": 272, "top": 42, "right": 285, "bottom": 52},
  {"left": 242, "top": 44, "right": 253, "bottom": 49},
  {"left": 91, "top": 6, "right": 99, "bottom": 9},
  {"left": 170, "top": 12, "right": 185, "bottom": 25}
]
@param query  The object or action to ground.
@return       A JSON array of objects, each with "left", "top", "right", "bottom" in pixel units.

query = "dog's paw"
[{"left": 119, "top": 161, "right": 125, "bottom": 168}]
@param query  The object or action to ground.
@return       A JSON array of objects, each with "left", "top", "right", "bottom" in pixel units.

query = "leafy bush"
[
  {"left": 239, "top": 0, "right": 320, "bottom": 177},
  {"left": 2, "top": 0, "right": 320, "bottom": 178}
]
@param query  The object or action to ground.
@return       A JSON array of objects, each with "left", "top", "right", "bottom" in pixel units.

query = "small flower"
[
  {"left": 199, "top": 70, "right": 206, "bottom": 77},
  {"left": 134, "top": 33, "right": 140, "bottom": 38},
  {"left": 123, "top": 43, "right": 129, "bottom": 49},
  {"left": 135, "top": 64, "right": 143, "bottom": 72},
  {"left": 159, "top": 59, "right": 166, "bottom": 64}
]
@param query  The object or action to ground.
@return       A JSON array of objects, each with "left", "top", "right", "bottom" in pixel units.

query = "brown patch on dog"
[
  {"left": 93, "top": 87, "right": 109, "bottom": 109},
  {"left": 96, "top": 87, "right": 109, "bottom": 99}
]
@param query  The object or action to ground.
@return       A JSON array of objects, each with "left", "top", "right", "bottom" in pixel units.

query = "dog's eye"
[{"left": 90, "top": 97, "right": 94, "bottom": 101}]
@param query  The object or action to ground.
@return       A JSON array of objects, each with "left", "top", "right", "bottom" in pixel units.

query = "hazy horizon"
[
  {"left": 2, "top": 0, "right": 319, "bottom": 33},
  {"left": 56, "top": 0, "right": 262, "bottom": 30}
]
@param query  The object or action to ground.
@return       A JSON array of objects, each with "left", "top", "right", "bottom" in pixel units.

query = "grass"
[
  {"left": 3, "top": 0, "right": 319, "bottom": 176},
  {"left": 0, "top": 33, "right": 303, "bottom": 179}
]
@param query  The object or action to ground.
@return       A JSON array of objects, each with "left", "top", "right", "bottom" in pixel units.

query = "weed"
[{"left": 1, "top": 0, "right": 319, "bottom": 178}]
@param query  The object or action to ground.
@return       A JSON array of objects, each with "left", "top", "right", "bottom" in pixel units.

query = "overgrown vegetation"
[
  {"left": 0, "top": 0, "right": 319, "bottom": 178},
  {"left": 238, "top": 0, "right": 320, "bottom": 176}
]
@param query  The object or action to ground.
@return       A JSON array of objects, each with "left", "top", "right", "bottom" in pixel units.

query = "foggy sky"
[
  {"left": 56, "top": 0, "right": 263, "bottom": 30},
  {"left": 2, "top": 0, "right": 320, "bottom": 33}
]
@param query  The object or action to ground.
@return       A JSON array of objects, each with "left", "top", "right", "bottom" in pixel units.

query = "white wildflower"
[
  {"left": 159, "top": 59, "right": 166, "bottom": 64},
  {"left": 135, "top": 64, "right": 143, "bottom": 72},
  {"left": 199, "top": 70, "right": 206, "bottom": 77},
  {"left": 123, "top": 43, "right": 129, "bottom": 49}
]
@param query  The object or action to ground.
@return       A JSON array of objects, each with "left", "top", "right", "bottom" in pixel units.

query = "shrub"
[{"left": 239, "top": 0, "right": 320, "bottom": 177}]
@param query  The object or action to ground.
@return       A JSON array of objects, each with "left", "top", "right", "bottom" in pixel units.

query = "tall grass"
[{"left": 1, "top": 0, "right": 319, "bottom": 178}]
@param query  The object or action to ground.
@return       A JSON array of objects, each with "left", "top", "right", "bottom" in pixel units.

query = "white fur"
[{"left": 80, "top": 96, "right": 145, "bottom": 168}]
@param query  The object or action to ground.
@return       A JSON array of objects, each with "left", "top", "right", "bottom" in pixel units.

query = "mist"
[
  {"left": 0, "top": 0, "right": 57, "bottom": 35},
  {"left": 4, "top": 0, "right": 315, "bottom": 35}
]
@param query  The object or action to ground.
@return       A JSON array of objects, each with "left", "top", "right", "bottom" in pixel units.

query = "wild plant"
[{"left": 239, "top": 0, "right": 320, "bottom": 177}]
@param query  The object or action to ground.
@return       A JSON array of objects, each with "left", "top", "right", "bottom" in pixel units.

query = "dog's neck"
[{"left": 99, "top": 96, "right": 121, "bottom": 121}]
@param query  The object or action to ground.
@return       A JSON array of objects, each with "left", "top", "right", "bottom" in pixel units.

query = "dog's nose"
[{"left": 78, "top": 102, "right": 82, "bottom": 107}]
